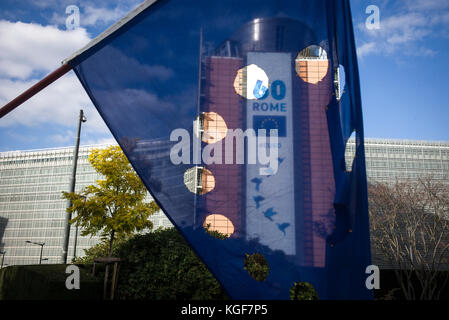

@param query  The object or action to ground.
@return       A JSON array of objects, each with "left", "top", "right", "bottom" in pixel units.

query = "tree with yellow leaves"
[{"left": 62, "top": 146, "right": 159, "bottom": 257}]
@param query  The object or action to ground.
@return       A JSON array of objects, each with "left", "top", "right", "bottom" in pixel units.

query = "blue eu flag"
[
  {"left": 253, "top": 116, "right": 287, "bottom": 137},
  {"left": 66, "top": 0, "right": 372, "bottom": 300}
]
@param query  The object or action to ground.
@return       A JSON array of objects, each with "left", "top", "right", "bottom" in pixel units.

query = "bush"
[
  {"left": 115, "top": 228, "right": 228, "bottom": 300},
  {"left": 72, "top": 236, "right": 129, "bottom": 264},
  {"left": 244, "top": 253, "right": 269, "bottom": 282},
  {"left": 204, "top": 224, "right": 228, "bottom": 240},
  {"left": 289, "top": 282, "right": 319, "bottom": 300}
]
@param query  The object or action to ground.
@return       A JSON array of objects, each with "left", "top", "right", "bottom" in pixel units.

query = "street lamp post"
[
  {"left": 73, "top": 195, "right": 86, "bottom": 260},
  {"left": 73, "top": 223, "right": 79, "bottom": 260},
  {"left": 62, "top": 109, "right": 86, "bottom": 264},
  {"left": 25, "top": 241, "right": 45, "bottom": 264},
  {"left": 0, "top": 251, "right": 5, "bottom": 269},
  {"left": 39, "top": 244, "right": 44, "bottom": 264}
]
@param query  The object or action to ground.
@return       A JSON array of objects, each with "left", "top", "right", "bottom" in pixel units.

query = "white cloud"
[
  {"left": 82, "top": 4, "right": 138, "bottom": 27},
  {"left": 49, "top": 130, "right": 75, "bottom": 144},
  {"left": 356, "top": 2, "right": 449, "bottom": 58},
  {"left": 403, "top": 0, "right": 449, "bottom": 11},
  {"left": 357, "top": 42, "right": 377, "bottom": 57},
  {"left": 0, "top": 72, "right": 109, "bottom": 136},
  {"left": 84, "top": 137, "right": 117, "bottom": 146},
  {"left": 0, "top": 20, "right": 91, "bottom": 79},
  {"left": 0, "top": 14, "right": 174, "bottom": 148},
  {"left": 0, "top": 20, "right": 114, "bottom": 139},
  {"left": 50, "top": 1, "right": 141, "bottom": 28},
  {"left": 85, "top": 45, "right": 174, "bottom": 84}
]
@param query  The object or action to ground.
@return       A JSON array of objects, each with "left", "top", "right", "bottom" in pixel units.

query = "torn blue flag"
[{"left": 66, "top": 0, "right": 373, "bottom": 300}]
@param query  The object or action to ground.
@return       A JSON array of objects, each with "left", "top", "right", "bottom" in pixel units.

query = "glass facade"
[
  {"left": 0, "top": 145, "right": 172, "bottom": 267},
  {"left": 0, "top": 138, "right": 447, "bottom": 267},
  {"left": 346, "top": 139, "right": 449, "bottom": 184}
]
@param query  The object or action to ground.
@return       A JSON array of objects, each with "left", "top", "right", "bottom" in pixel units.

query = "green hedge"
[
  {"left": 115, "top": 228, "right": 229, "bottom": 300},
  {"left": 0, "top": 264, "right": 102, "bottom": 300},
  {"left": 5, "top": 230, "right": 446, "bottom": 300}
]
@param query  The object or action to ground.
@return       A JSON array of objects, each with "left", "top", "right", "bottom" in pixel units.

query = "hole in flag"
[
  {"left": 183, "top": 167, "right": 215, "bottom": 195},
  {"left": 233, "top": 64, "right": 269, "bottom": 100},
  {"left": 344, "top": 131, "right": 356, "bottom": 173},
  {"left": 244, "top": 253, "right": 269, "bottom": 282},
  {"left": 203, "top": 214, "right": 235, "bottom": 239},
  {"left": 289, "top": 281, "right": 319, "bottom": 300},
  {"left": 194, "top": 112, "right": 228, "bottom": 144},
  {"left": 334, "top": 64, "right": 346, "bottom": 101},
  {"left": 295, "top": 45, "right": 329, "bottom": 84}
]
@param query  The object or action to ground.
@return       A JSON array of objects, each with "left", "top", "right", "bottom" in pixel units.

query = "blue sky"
[{"left": 0, "top": 0, "right": 448, "bottom": 152}]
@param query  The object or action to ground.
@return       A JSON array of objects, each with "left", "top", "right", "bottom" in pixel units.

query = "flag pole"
[{"left": 0, "top": 63, "right": 72, "bottom": 119}]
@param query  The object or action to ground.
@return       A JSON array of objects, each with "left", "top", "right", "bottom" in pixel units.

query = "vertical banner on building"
[{"left": 246, "top": 52, "right": 295, "bottom": 255}]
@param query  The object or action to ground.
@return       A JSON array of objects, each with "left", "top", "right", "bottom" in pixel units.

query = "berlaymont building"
[
  {"left": 0, "top": 144, "right": 172, "bottom": 267},
  {"left": 0, "top": 138, "right": 448, "bottom": 267}
]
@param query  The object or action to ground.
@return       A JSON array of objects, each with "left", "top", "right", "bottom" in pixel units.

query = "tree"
[
  {"left": 369, "top": 177, "right": 449, "bottom": 300},
  {"left": 62, "top": 146, "right": 159, "bottom": 257}
]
